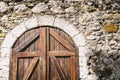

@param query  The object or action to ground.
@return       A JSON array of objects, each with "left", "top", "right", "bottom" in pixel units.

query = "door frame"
[
  {"left": 1, "top": 15, "right": 87, "bottom": 80},
  {"left": 11, "top": 27, "right": 78, "bottom": 80}
]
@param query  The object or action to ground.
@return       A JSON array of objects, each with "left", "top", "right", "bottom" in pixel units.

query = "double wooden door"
[{"left": 10, "top": 27, "right": 79, "bottom": 80}]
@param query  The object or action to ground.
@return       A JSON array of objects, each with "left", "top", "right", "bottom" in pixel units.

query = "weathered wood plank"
[
  {"left": 48, "top": 51, "right": 75, "bottom": 56},
  {"left": 47, "top": 27, "right": 50, "bottom": 80},
  {"left": 22, "top": 57, "right": 39, "bottom": 80},
  {"left": 39, "top": 28, "right": 47, "bottom": 80},
  {"left": 55, "top": 29, "right": 60, "bottom": 51},
  {"left": 13, "top": 52, "right": 43, "bottom": 57},
  {"left": 12, "top": 55, "right": 17, "bottom": 80},
  {"left": 14, "top": 32, "right": 39, "bottom": 52},
  {"left": 50, "top": 28, "right": 75, "bottom": 51},
  {"left": 51, "top": 57, "right": 66, "bottom": 80},
  {"left": 71, "top": 56, "right": 76, "bottom": 80}
]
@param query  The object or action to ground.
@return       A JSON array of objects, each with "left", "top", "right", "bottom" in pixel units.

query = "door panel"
[
  {"left": 49, "top": 56, "right": 71, "bottom": 80},
  {"left": 11, "top": 27, "right": 78, "bottom": 80}
]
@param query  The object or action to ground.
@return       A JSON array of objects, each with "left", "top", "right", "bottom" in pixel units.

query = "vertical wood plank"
[
  {"left": 49, "top": 28, "right": 56, "bottom": 80},
  {"left": 29, "top": 29, "right": 36, "bottom": 80},
  {"left": 55, "top": 29, "right": 60, "bottom": 51},
  {"left": 35, "top": 28, "right": 39, "bottom": 51},
  {"left": 12, "top": 55, "right": 17, "bottom": 80},
  {"left": 40, "top": 27, "right": 47, "bottom": 80},
  {"left": 50, "top": 35, "right": 55, "bottom": 51},
  {"left": 22, "top": 57, "right": 39, "bottom": 80},
  {"left": 71, "top": 56, "right": 76, "bottom": 80},
  {"left": 47, "top": 27, "right": 50, "bottom": 80},
  {"left": 59, "top": 30, "right": 65, "bottom": 51},
  {"left": 23, "top": 30, "right": 29, "bottom": 80}
]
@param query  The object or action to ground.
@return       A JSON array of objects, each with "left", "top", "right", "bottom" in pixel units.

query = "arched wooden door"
[{"left": 10, "top": 27, "right": 79, "bottom": 80}]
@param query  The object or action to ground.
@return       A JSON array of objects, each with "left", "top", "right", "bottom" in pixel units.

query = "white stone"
[
  {"left": 1, "top": 15, "right": 8, "bottom": 23},
  {"left": 0, "top": 58, "right": 10, "bottom": 66},
  {"left": 0, "top": 26, "right": 7, "bottom": 32},
  {"left": 14, "top": 4, "right": 27, "bottom": 12},
  {"left": 0, "top": 2, "right": 8, "bottom": 13},
  {"left": 79, "top": 13, "right": 92, "bottom": 25},
  {"left": 90, "top": 25, "right": 101, "bottom": 31},
  {"left": 51, "top": 6, "right": 63, "bottom": 14},
  {"left": 54, "top": 18, "right": 79, "bottom": 37},
  {"left": 0, "top": 70, "right": 9, "bottom": 79},
  {"left": 11, "top": 22, "right": 27, "bottom": 37},
  {"left": 25, "top": 16, "right": 38, "bottom": 29},
  {"left": 108, "top": 50, "right": 118, "bottom": 55},
  {"left": 0, "top": 65, "right": 9, "bottom": 71},
  {"left": 54, "top": 17, "right": 67, "bottom": 28},
  {"left": 87, "top": 2, "right": 93, "bottom": 6},
  {"left": 86, "top": 74, "right": 98, "bottom": 80},
  {"left": 65, "top": 7, "right": 75, "bottom": 13},
  {"left": 109, "top": 40, "right": 117, "bottom": 45},
  {"left": 32, "top": 3, "right": 48, "bottom": 13},
  {"left": 79, "top": 57, "right": 87, "bottom": 66},
  {"left": 80, "top": 67, "right": 89, "bottom": 78},
  {"left": 86, "top": 35, "right": 96, "bottom": 40},
  {"left": 98, "top": 0, "right": 103, "bottom": 4},
  {"left": 62, "top": 23, "right": 79, "bottom": 37},
  {"left": 73, "top": 34, "right": 86, "bottom": 47},
  {"left": 23, "top": 0, "right": 33, "bottom": 1},
  {"left": 0, "top": 77, "right": 6, "bottom": 80},
  {"left": 38, "top": 15, "right": 55, "bottom": 26},
  {"left": 1, "top": 32, "right": 17, "bottom": 48},
  {"left": 1, "top": 48, "right": 11, "bottom": 57},
  {"left": 66, "top": 0, "right": 82, "bottom": 1},
  {"left": 78, "top": 47, "right": 88, "bottom": 57}
]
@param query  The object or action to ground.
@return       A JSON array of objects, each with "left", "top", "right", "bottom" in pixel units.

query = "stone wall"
[{"left": 0, "top": 0, "right": 120, "bottom": 80}]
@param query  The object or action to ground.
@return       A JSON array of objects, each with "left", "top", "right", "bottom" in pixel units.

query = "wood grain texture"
[
  {"left": 14, "top": 32, "right": 39, "bottom": 52},
  {"left": 22, "top": 57, "right": 39, "bottom": 80},
  {"left": 40, "top": 28, "right": 47, "bottom": 80},
  {"left": 11, "top": 27, "right": 78, "bottom": 80},
  {"left": 50, "top": 28, "right": 75, "bottom": 51}
]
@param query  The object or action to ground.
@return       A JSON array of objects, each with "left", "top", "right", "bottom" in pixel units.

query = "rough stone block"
[
  {"left": 79, "top": 67, "right": 89, "bottom": 78},
  {"left": 11, "top": 22, "right": 27, "bottom": 37},
  {"left": 0, "top": 70, "right": 9, "bottom": 80},
  {"left": 0, "top": 77, "right": 7, "bottom": 80},
  {"left": 54, "top": 17, "right": 79, "bottom": 37},
  {"left": 86, "top": 75, "right": 98, "bottom": 80},
  {"left": 0, "top": 66, "right": 9, "bottom": 71},
  {"left": 54, "top": 18, "right": 68, "bottom": 28},
  {"left": 62, "top": 23, "right": 79, "bottom": 37},
  {"left": 73, "top": 33, "right": 86, "bottom": 47},
  {"left": 0, "top": 58, "right": 10, "bottom": 66},
  {"left": 103, "top": 23, "right": 119, "bottom": 33},
  {"left": 1, "top": 47, "right": 11, "bottom": 57},
  {"left": 32, "top": 3, "right": 48, "bottom": 13},
  {"left": 78, "top": 47, "right": 88, "bottom": 57},
  {"left": 0, "top": 2, "right": 8, "bottom": 13},
  {"left": 79, "top": 60, "right": 87, "bottom": 67},
  {"left": 1, "top": 32, "right": 17, "bottom": 48},
  {"left": 38, "top": 15, "right": 55, "bottom": 27},
  {"left": 102, "top": 14, "right": 120, "bottom": 20},
  {"left": 79, "top": 57, "right": 87, "bottom": 66},
  {"left": 25, "top": 16, "right": 38, "bottom": 29}
]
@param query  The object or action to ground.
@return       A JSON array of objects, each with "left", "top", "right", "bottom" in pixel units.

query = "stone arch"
[{"left": 1, "top": 15, "right": 90, "bottom": 80}]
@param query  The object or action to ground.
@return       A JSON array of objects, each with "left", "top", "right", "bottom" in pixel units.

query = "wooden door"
[{"left": 10, "top": 27, "right": 79, "bottom": 80}]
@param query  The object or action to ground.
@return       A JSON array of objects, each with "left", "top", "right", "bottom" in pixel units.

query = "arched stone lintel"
[
  {"left": 1, "top": 15, "right": 86, "bottom": 56},
  {"left": 1, "top": 15, "right": 85, "bottom": 46}
]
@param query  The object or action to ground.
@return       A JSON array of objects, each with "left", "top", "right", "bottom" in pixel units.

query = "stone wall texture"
[{"left": 0, "top": 0, "right": 120, "bottom": 80}]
